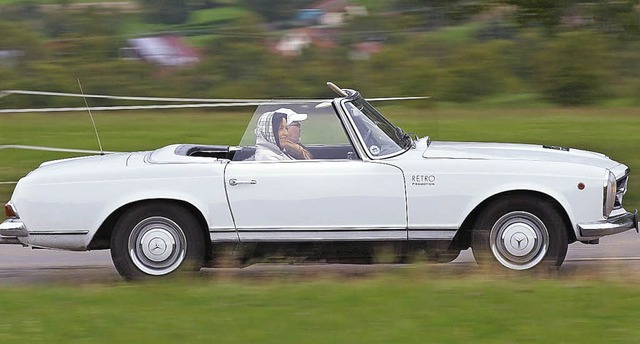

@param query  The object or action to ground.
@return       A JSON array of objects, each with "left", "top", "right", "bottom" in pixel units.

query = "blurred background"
[
  {"left": 1, "top": 4, "right": 640, "bottom": 341},
  {"left": 0, "top": 0, "right": 638, "bottom": 107}
]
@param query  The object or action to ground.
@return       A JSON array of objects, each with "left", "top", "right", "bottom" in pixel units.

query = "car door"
[{"left": 224, "top": 160, "right": 407, "bottom": 241}]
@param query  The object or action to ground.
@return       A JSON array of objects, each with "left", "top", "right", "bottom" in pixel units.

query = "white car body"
[{"left": 2, "top": 85, "right": 637, "bottom": 278}]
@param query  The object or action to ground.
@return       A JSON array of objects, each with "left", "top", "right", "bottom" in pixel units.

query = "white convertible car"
[{"left": 1, "top": 83, "right": 638, "bottom": 278}]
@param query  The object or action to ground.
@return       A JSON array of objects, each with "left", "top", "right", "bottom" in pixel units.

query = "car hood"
[
  {"left": 37, "top": 152, "right": 131, "bottom": 170},
  {"left": 422, "top": 141, "right": 620, "bottom": 170},
  {"left": 17, "top": 152, "right": 133, "bottom": 185}
]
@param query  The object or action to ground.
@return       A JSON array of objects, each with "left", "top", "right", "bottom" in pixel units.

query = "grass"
[
  {"left": 118, "top": 14, "right": 168, "bottom": 37},
  {"left": 1, "top": 106, "right": 640, "bottom": 207},
  {"left": 188, "top": 7, "right": 249, "bottom": 26},
  {"left": 118, "top": 6, "right": 249, "bottom": 38},
  {"left": 0, "top": 272, "right": 640, "bottom": 343}
]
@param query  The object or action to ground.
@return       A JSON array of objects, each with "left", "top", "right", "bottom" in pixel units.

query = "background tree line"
[{"left": 0, "top": 0, "right": 638, "bottom": 107}]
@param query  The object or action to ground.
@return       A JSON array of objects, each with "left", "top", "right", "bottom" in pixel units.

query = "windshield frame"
[{"left": 338, "top": 91, "right": 411, "bottom": 160}]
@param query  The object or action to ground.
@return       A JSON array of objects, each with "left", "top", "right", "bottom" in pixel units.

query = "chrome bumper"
[
  {"left": 0, "top": 219, "right": 28, "bottom": 245},
  {"left": 578, "top": 209, "right": 639, "bottom": 238}
]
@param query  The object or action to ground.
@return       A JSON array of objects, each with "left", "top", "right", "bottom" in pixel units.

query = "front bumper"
[
  {"left": 578, "top": 210, "right": 639, "bottom": 238},
  {"left": 0, "top": 219, "right": 28, "bottom": 244}
]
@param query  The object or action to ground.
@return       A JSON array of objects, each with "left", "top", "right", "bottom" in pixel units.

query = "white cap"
[{"left": 274, "top": 108, "right": 308, "bottom": 125}]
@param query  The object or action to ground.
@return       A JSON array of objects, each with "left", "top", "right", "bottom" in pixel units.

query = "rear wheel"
[
  {"left": 111, "top": 203, "right": 205, "bottom": 279},
  {"left": 471, "top": 197, "right": 568, "bottom": 270}
]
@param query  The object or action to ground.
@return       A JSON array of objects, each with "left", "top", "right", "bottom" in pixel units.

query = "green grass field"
[{"left": 0, "top": 272, "right": 640, "bottom": 343}]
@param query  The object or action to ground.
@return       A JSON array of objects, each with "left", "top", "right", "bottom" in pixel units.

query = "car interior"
[{"left": 174, "top": 144, "right": 358, "bottom": 161}]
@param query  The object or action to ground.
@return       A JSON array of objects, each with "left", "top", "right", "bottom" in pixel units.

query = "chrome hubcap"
[
  {"left": 490, "top": 211, "right": 549, "bottom": 270},
  {"left": 141, "top": 229, "right": 173, "bottom": 262},
  {"left": 128, "top": 216, "right": 187, "bottom": 276}
]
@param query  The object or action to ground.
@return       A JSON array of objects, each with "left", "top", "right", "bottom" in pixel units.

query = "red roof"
[{"left": 128, "top": 35, "right": 199, "bottom": 67}]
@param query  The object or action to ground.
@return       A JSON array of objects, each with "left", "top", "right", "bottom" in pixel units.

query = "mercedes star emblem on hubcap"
[
  {"left": 510, "top": 233, "right": 528, "bottom": 250},
  {"left": 149, "top": 238, "right": 167, "bottom": 255}
]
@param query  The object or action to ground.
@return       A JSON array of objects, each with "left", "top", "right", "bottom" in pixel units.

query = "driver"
[{"left": 254, "top": 108, "right": 311, "bottom": 161}]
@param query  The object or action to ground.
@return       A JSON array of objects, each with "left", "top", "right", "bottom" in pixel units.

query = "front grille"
[{"left": 614, "top": 172, "right": 629, "bottom": 209}]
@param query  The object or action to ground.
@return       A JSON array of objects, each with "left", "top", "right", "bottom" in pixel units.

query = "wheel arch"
[
  {"left": 88, "top": 199, "right": 211, "bottom": 255},
  {"left": 450, "top": 190, "right": 575, "bottom": 250}
]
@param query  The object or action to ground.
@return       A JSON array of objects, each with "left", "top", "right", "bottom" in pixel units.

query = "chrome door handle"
[{"left": 229, "top": 179, "right": 257, "bottom": 186}]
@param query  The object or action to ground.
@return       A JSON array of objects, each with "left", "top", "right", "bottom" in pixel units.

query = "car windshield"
[{"left": 344, "top": 97, "right": 410, "bottom": 158}]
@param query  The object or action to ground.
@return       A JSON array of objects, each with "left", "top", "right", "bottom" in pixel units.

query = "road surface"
[{"left": 0, "top": 230, "right": 637, "bottom": 285}]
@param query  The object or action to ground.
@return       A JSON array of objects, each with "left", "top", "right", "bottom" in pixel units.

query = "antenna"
[{"left": 77, "top": 79, "right": 104, "bottom": 155}]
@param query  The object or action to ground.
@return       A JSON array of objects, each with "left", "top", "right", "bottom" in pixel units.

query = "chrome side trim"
[
  {"left": 210, "top": 231, "right": 240, "bottom": 242},
  {"left": 235, "top": 226, "right": 405, "bottom": 231},
  {"left": 29, "top": 230, "right": 89, "bottom": 236},
  {"left": 238, "top": 230, "right": 407, "bottom": 242},
  {"left": 0, "top": 219, "right": 27, "bottom": 237},
  {"left": 408, "top": 230, "right": 457, "bottom": 240},
  {"left": 578, "top": 210, "right": 638, "bottom": 238}
]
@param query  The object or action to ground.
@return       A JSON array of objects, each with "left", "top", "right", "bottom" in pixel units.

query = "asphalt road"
[{"left": 0, "top": 229, "right": 637, "bottom": 285}]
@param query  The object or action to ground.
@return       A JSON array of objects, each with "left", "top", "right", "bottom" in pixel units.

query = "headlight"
[{"left": 603, "top": 171, "right": 617, "bottom": 218}]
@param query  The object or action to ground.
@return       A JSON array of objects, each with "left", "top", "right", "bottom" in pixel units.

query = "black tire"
[
  {"left": 111, "top": 202, "right": 206, "bottom": 279},
  {"left": 471, "top": 197, "right": 568, "bottom": 270}
]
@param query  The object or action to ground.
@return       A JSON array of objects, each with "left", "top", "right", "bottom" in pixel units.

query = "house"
[
  {"left": 296, "top": 0, "right": 368, "bottom": 28},
  {"left": 349, "top": 41, "right": 383, "bottom": 60},
  {"left": 295, "top": 9, "right": 325, "bottom": 26},
  {"left": 274, "top": 30, "right": 313, "bottom": 57},
  {"left": 273, "top": 28, "right": 337, "bottom": 56},
  {"left": 276, "top": 1, "right": 368, "bottom": 56},
  {"left": 122, "top": 35, "right": 199, "bottom": 67}
]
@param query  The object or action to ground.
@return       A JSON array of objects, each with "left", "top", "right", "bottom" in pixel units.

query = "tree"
[
  {"left": 534, "top": 30, "right": 613, "bottom": 105},
  {"left": 505, "top": 0, "right": 575, "bottom": 35},
  {"left": 434, "top": 41, "right": 515, "bottom": 102},
  {"left": 391, "top": 0, "right": 487, "bottom": 30},
  {"left": 589, "top": 0, "right": 640, "bottom": 41},
  {"left": 139, "top": 0, "right": 189, "bottom": 25},
  {"left": 0, "top": 22, "right": 47, "bottom": 68}
]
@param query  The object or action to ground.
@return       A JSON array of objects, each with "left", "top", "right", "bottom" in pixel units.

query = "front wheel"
[
  {"left": 472, "top": 197, "right": 568, "bottom": 271},
  {"left": 111, "top": 203, "right": 206, "bottom": 279}
]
